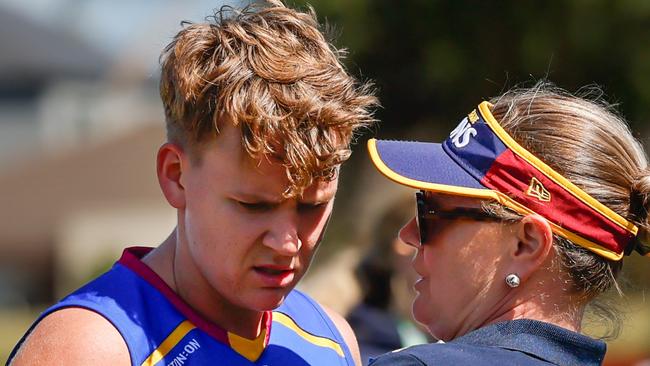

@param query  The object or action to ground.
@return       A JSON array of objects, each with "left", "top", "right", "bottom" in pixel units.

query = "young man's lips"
[{"left": 253, "top": 266, "right": 295, "bottom": 287}]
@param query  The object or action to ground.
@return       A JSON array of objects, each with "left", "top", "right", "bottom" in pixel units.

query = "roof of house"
[
  {"left": 0, "top": 5, "right": 108, "bottom": 82},
  {"left": 0, "top": 123, "right": 168, "bottom": 254}
]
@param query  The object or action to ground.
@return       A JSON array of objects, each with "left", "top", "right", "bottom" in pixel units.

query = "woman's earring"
[{"left": 505, "top": 274, "right": 520, "bottom": 288}]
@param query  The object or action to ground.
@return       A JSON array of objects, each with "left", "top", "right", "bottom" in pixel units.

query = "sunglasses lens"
[
  {"left": 414, "top": 191, "right": 498, "bottom": 247},
  {"left": 416, "top": 192, "right": 427, "bottom": 245}
]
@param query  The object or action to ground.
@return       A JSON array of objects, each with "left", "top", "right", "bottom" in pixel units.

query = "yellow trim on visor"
[
  {"left": 367, "top": 138, "right": 498, "bottom": 200},
  {"left": 478, "top": 101, "right": 638, "bottom": 236}
]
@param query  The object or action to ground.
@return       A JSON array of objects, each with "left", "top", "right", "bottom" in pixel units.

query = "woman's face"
[{"left": 399, "top": 192, "right": 516, "bottom": 341}]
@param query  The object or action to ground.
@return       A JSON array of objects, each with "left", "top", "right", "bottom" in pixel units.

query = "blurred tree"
[{"left": 290, "top": 0, "right": 650, "bottom": 141}]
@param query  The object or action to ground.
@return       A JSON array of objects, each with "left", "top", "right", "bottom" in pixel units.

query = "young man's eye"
[
  {"left": 298, "top": 202, "right": 327, "bottom": 212},
  {"left": 238, "top": 201, "right": 273, "bottom": 212}
]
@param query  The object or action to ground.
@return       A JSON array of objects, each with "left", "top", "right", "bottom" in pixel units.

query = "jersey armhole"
[{"left": 8, "top": 304, "right": 136, "bottom": 365}]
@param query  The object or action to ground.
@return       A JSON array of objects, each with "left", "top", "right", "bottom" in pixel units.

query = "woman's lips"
[{"left": 414, "top": 277, "right": 426, "bottom": 291}]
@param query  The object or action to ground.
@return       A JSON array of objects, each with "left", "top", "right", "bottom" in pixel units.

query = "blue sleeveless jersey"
[{"left": 11, "top": 247, "right": 354, "bottom": 366}]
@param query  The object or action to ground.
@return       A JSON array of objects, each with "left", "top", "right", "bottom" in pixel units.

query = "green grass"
[{"left": 0, "top": 307, "right": 42, "bottom": 364}]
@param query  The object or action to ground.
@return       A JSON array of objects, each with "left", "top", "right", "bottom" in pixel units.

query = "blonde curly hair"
[{"left": 159, "top": 0, "right": 378, "bottom": 196}]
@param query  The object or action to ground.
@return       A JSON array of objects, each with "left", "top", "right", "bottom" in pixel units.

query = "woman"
[{"left": 366, "top": 83, "right": 650, "bottom": 365}]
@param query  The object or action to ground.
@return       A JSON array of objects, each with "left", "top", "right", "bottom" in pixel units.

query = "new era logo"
[{"left": 527, "top": 177, "right": 551, "bottom": 202}]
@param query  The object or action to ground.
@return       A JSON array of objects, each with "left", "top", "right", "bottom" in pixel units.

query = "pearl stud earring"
[{"left": 505, "top": 273, "right": 520, "bottom": 288}]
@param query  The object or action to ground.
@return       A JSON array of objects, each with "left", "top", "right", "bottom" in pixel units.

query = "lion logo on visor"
[{"left": 450, "top": 117, "right": 477, "bottom": 148}]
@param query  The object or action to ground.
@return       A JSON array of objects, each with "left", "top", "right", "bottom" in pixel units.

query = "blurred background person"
[
  {"left": 367, "top": 83, "right": 650, "bottom": 365},
  {"left": 347, "top": 196, "right": 429, "bottom": 364}
]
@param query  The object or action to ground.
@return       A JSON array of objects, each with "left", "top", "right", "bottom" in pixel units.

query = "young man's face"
[{"left": 177, "top": 123, "right": 338, "bottom": 313}]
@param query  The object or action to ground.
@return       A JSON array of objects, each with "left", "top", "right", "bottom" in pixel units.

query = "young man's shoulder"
[
  {"left": 279, "top": 289, "right": 362, "bottom": 366},
  {"left": 10, "top": 252, "right": 138, "bottom": 365},
  {"left": 10, "top": 307, "right": 129, "bottom": 366},
  {"left": 320, "top": 303, "right": 362, "bottom": 366}
]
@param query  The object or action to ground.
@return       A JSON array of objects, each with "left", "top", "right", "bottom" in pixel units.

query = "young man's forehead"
[
  {"left": 301, "top": 176, "right": 339, "bottom": 200},
  {"left": 195, "top": 119, "right": 341, "bottom": 198},
  {"left": 231, "top": 192, "right": 337, "bottom": 207},
  {"left": 233, "top": 173, "right": 338, "bottom": 202}
]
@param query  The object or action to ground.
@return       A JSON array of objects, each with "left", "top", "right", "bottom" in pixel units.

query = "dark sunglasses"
[{"left": 415, "top": 191, "right": 500, "bottom": 246}]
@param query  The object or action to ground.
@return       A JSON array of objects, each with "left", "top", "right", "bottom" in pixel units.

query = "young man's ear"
[
  {"left": 157, "top": 142, "right": 186, "bottom": 209},
  {"left": 507, "top": 214, "right": 554, "bottom": 282}
]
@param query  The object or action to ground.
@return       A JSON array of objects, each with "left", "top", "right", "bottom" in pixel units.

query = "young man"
[{"left": 9, "top": 1, "right": 377, "bottom": 365}]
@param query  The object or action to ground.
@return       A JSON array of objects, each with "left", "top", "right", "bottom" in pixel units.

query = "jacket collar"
[{"left": 452, "top": 319, "right": 606, "bottom": 366}]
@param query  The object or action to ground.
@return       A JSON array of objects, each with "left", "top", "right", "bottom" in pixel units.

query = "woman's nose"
[{"left": 399, "top": 217, "right": 420, "bottom": 248}]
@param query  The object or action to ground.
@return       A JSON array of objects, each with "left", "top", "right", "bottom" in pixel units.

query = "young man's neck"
[{"left": 143, "top": 231, "right": 267, "bottom": 339}]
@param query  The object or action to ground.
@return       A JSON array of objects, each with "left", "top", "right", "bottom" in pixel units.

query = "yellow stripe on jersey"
[
  {"left": 141, "top": 320, "right": 196, "bottom": 366},
  {"left": 272, "top": 311, "right": 344, "bottom": 357},
  {"left": 227, "top": 327, "right": 268, "bottom": 362}
]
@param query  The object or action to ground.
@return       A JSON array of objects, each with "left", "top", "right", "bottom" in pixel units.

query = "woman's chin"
[{"left": 412, "top": 297, "right": 432, "bottom": 327}]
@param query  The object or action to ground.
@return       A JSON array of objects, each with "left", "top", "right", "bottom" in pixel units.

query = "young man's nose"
[
  {"left": 262, "top": 213, "right": 302, "bottom": 256},
  {"left": 399, "top": 217, "right": 421, "bottom": 249}
]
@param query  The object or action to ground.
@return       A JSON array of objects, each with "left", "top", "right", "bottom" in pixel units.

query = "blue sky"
[
  {"left": 0, "top": 0, "right": 250, "bottom": 77},
  {"left": 0, "top": 0, "right": 240, "bottom": 60}
]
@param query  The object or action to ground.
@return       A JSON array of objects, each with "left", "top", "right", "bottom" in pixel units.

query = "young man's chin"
[{"left": 251, "top": 288, "right": 295, "bottom": 311}]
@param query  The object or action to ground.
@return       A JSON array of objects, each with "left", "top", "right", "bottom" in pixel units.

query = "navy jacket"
[{"left": 369, "top": 319, "right": 606, "bottom": 366}]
